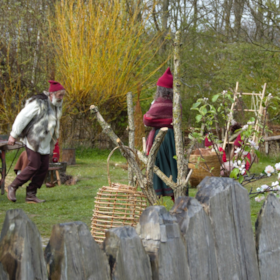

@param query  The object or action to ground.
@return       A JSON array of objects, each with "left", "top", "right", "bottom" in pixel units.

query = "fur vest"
[{"left": 18, "top": 93, "right": 62, "bottom": 152}]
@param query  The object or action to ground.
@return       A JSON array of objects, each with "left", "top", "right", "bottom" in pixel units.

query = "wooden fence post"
[
  {"left": 173, "top": 31, "right": 191, "bottom": 198},
  {"left": 127, "top": 92, "right": 135, "bottom": 185}
]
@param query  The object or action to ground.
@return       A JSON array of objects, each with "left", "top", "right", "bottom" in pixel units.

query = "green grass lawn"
[
  {"left": 244, "top": 154, "right": 280, "bottom": 229},
  {"left": 0, "top": 148, "right": 128, "bottom": 239},
  {"left": 1, "top": 148, "right": 279, "bottom": 239}
]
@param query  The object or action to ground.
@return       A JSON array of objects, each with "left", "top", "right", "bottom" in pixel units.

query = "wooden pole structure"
[
  {"left": 173, "top": 31, "right": 190, "bottom": 198},
  {"left": 265, "top": 109, "right": 269, "bottom": 155},
  {"left": 90, "top": 32, "right": 196, "bottom": 202},
  {"left": 126, "top": 92, "right": 135, "bottom": 185},
  {"left": 90, "top": 105, "right": 173, "bottom": 205},
  {"left": 222, "top": 82, "right": 239, "bottom": 150}
]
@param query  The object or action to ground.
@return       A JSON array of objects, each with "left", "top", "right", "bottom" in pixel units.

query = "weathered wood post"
[
  {"left": 0, "top": 263, "right": 8, "bottom": 280},
  {"left": 173, "top": 30, "right": 191, "bottom": 198},
  {"left": 255, "top": 193, "right": 280, "bottom": 279},
  {"left": 137, "top": 206, "right": 190, "bottom": 280},
  {"left": 0, "top": 209, "right": 48, "bottom": 279},
  {"left": 103, "top": 226, "right": 152, "bottom": 280},
  {"left": 170, "top": 196, "right": 219, "bottom": 280},
  {"left": 45, "top": 221, "right": 110, "bottom": 280},
  {"left": 196, "top": 177, "right": 260, "bottom": 280},
  {"left": 127, "top": 92, "right": 135, "bottom": 186}
]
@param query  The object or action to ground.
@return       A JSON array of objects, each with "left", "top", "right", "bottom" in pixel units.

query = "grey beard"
[{"left": 51, "top": 96, "right": 63, "bottom": 108}]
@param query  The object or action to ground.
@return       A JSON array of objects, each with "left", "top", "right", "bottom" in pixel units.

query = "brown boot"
[
  {"left": 26, "top": 192, "right": 46, "bottom": 204},
  {"left": 46, "top": 182, "right": 56, "bottom": 188},
  {"left": 7, "top": 184, "right": 17, "bottom": 202}
]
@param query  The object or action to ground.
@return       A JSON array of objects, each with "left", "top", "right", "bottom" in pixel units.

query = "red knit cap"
[
  {"left": 156, "top": 67, "right": 173, "bottom": 89},
  {"left": 48, "top": 80, "right": 65, "bottom": 92}
]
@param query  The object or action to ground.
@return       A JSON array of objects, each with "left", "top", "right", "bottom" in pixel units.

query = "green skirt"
[{"left": 153, "top": 128, "right": 177, "bottom": 196}]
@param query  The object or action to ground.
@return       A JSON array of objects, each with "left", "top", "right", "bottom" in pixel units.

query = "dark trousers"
[{"left": 12, "top": 147, "right": 49, "bottom": 193}]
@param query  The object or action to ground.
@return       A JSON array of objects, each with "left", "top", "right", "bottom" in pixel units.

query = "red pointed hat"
[
  {"left": 48, "top": 80, "right": 65, "bottom": 92},
  {"left": 156, "top": 67, "right": 173, "bottom": 89}
]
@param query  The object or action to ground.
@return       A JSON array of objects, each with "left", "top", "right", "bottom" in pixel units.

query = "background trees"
[
  {"left": 50, "top": 0, "right": 165, "bottom": 144},
  {"left": 1, "top": 0, "right": 280, "bottom": 146},
  {"left": 0, "top": 0, "right": 53, "bottom": 132}
]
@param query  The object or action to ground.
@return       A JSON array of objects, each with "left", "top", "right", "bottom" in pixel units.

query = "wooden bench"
[{"left": 48, "top": 166, "right": 62, "bottom": 186}]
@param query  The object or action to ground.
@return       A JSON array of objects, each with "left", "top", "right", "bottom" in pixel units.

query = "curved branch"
[
  {"left": 152, "top": 2, "right": 161, "bottom": 32},
  {"left": 90, "top": 104, "right": 157, "bottom": 204},
  {"left": 90, "top": 105, "right": 120, "bottom": 146},
  {"left": 137, "top": 150, "right": 177, "bottom": 190},
  {"left": 146, "top": 127, "right": 168, "bottom": 190}
]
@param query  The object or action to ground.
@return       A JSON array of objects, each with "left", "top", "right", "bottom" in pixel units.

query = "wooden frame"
[{"left": 222, "top": 82, "right": 267, "bottom": 150}]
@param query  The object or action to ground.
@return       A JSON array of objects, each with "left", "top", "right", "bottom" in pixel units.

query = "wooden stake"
[
  {"left": 127, "top": 92, "right": 135, "bottom": 185},
  {"left": 173, "top": 31, "right": 191, "bottom": 198}
]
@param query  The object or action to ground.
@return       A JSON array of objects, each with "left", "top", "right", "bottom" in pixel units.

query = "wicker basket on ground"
[
  {"left": 91, "top": 147, "right": 148, "bottom": 244},
  {"left": 188, "top": 148, "right": 221, "bottom": 187}
]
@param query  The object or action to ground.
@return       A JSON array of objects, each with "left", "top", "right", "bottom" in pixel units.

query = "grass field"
[{"left": 1, "top": 147, "right": 279, "bottom": 240}]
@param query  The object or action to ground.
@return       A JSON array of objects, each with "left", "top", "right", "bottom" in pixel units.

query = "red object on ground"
[{"left": 52, "top": 140, "right": 60, "bottom": 163}]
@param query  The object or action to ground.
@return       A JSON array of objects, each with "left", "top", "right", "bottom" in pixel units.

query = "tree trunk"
[
  {"left": 233, "top": 0, "right": 245, "bottom": 39},
  {"left": 173, "top": 31, "right": 189, "bottom": 198},
  {"left": 224, "top": 0, "right": 233, "bottom": 39},
  {"left": 161, "top": 0, "right": 169, "bottom": 53},
  {"left": 248, "top": 0, "right": 264, "bottom": 40}
]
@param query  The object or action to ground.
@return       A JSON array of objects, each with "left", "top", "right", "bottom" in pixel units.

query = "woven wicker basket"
[
  {"left": 91, "top": 147, "right": 148, "bottom": 243},
  {"left": 188, "top": 149, "right": 221, "bottom": 187}
]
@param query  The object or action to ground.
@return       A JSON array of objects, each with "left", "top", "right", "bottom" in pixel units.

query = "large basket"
[
  {"left": 90, "top": 147, "right": 148, "bottom": 243},
  {"left": 188, "top": 149, "right": 221, "bottom": 187}
]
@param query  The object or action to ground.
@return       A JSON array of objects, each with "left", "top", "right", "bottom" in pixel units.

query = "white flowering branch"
[{"left": 250, "top": 163, "right": 280, "bottom": 202}]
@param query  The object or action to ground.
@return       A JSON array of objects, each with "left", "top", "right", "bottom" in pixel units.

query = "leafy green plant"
[
  {"left": 153, "top": 196, "right": 168, "bottom": 207},
  {"left": 190, "top": 90, "right": 279, "bottom": 183}
]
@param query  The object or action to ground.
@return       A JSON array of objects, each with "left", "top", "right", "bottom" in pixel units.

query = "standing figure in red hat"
[
  {"left": 6, "top": 80, "right": 66, "bottom": 203},
  {"left": 143, "top": 67, "right": 177, "bottom": 202}
]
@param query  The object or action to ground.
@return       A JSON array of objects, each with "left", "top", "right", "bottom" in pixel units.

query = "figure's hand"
[{"left": 8, "top": 135, "right": 16, "bottom": 145}]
